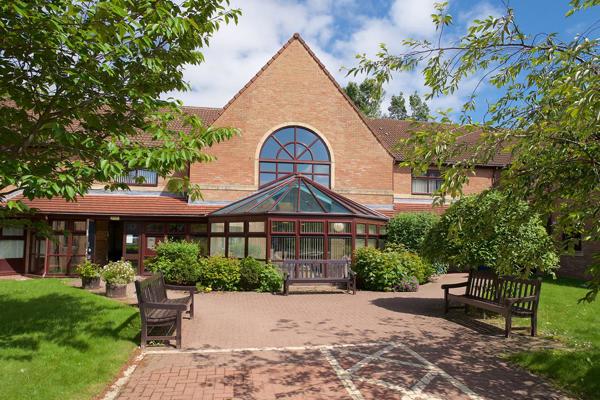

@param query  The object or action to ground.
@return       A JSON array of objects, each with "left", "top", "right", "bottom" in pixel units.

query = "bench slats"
[
  {"left": 280, "top": 259, "right": 356, "bottom": 295},
  {"left": 443, "top": 270, "right": 541, "bottom": 338}
]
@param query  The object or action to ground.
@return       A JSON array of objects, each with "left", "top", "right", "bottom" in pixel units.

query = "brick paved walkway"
[{"left": 113, "top": 274, "right": 569, "bottom": 400}]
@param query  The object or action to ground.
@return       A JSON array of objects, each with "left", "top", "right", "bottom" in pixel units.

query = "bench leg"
[
  {"left": 140, "top": 321, "right": 147, "bottom": 349},
  {"left": 531, "top": 314, "right": 537, "bottom": 337},
  {"left": 464, "top": 304, "right": 469, "bottom": 314},
  {"left": 352, "top": 277, "right": 356, "bottom": 295},
  {"left": 283, "top": 279, "right": 289, "bottom": 296},
  {"left": 505, "top": 313, "right": 512, "bottom": 338},
  {"left": 176, "top": 312, "right": 182, "bottom": 350},
  {"left": 189, "top": 295, "right": 195, "bottom": 319},
  {"left": 444, "top": 289, "right": 449, "bottom": 313}
]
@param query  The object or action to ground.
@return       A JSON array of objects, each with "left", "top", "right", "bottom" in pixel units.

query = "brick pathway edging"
[{"left": 101, "top": 353, "right": 145, "bottom": 400}]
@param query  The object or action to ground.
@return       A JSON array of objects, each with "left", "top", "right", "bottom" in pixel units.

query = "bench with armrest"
[
  {"left": 281, "top": 259, "right": 356, "bottom": 295},
  {"left": 134, "top": 273, "right": 195, "bottom": 349},
  {"left": 442, "top": 270, "right": 541, "bottom": 338}
]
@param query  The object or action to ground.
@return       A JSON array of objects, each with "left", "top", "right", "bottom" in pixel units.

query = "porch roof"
[{"left": 12, "top": 193, "right": 219, "bottom": 217}]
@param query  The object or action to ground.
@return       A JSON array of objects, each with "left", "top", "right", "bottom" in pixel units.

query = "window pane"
[
  {"left": 412, "top": 178, "right": 429, "bottom": 194},
  {"left": 260, "top": 173, "right": 276, "bottom": 186},
  {"left": 47, "top": 256, "right": 68, "bottom": 274},
  {"left": 368, "top": 225, "right": 377, "bottom": 235},
  {"left": 52, "top": 220, "right": 66, "bottom": 231},
  {"left": 329, "top": 222, "right": 351, "bottom": 234},
  {"left": 296, "top": 127, "right": 316, "bottom": 145},
  {"left": 248, "top": 237, "right": 267, "bottom": 260},
  {"left": 71, "top": 235, "right": 87, "bottom": 255},
  {"left": 271, "top": 236, "right": 296, "bottom": 261},
  {"left": 367, "top": 238, "right": 378, "bottom": 248},
  {"left": 314, "top": 164, "right": 329, "bottom": 174},
  {"left": 211, "top": 222, "right": 225, "bottom": 233},
  {"left": 2, "top": 227, "right": 24, "bottom": 236},
  {"left": 314, "top": 175, "right": 330, "bottom": 187},
  {"left": 190, "top": 236, "right": 208, "bottom": 256},
  {"left": 310, "top": 140, "right": 329, "bottom": 161},
  {"left": 210, "top": 237, "right": 226, "bottom": 256},
  {"left": 329, "top": 237, "right": 352, "bottom": 259},
  {"left": 379, "top": 226, "right": 387, "bottom": 235},
  {"left": 248, "top": 221, "right": 265, "bottom": 232},
  {"left": 50, "top": 235, "right": 68, "bottom": 254},
  {"left": 260, "top": 162, "right": 277, "bottom": 172},
  {"left": 229, "top": 222, "right": 244, "bottom": 233},
  {"left": 272, "top": 221, "right": 295, "bottom": 233},
  {"left": 355, "top": 238, "right": 366, "bottom": 249},
  {"left": 73, "top": 221, "right": 87, "bottom": 232},
  {"left": 168, "top": 223, "right": 186, "bottom": 234},
  {"left": 356, "top": 224, "right": 366, "bottom": 235},
  {"left": 301, "top": 221, "right": 324, "bottom": 233},
  {"left": 300, "top": 236, "right": 324, "bottom": 259},
  {"left": 272, "top": 183, "right": 298, "bottom": 212},
  {"left": 283, "top": 144, "right": 295, "bottom": 159},
  {"left": 298, "top": 182, "right": 323, "bottom": 212},
  {"left": 275, "top": 127, "right": 295, "bottom": 144},
  {"left": 125, "top": 233, "right": 139, "bottom": 254},
  {"left": 190, "top": 223, "right": 207, "bottom": 234},
  {"left": 0, "top": 240, "right": 24, "bottom": 258},
  {"left": 146, "top": 223, "right": 164, "bottom": 233},
  {"left": 228, "top": 237, "right": 245, "bottom": 258},
  {"left": 125, "top": 223, "right": 139, "bottom": 234},
  {"left": 297, "top": 163, "right": 312, "bottom": 173},
  {"left": 278, "top": 163, "right": 294, "bottom": 173}
]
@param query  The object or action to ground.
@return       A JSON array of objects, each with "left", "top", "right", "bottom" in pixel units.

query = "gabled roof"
[
  {"left": 209, "top": 33, "right": 396, "bottom": 159},
  {"left": 211, "top": 174, "right": 388, "bottom": 220},
  {"left": 367, "top": 118, "right": 511, "bottom": 167}
]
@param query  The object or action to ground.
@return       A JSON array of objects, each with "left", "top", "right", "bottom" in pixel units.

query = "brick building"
[{"left": 1, "top": 34, "right": 589, "bottom": 279}]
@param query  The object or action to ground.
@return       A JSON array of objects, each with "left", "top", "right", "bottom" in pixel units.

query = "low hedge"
[
  {"left": 353, "top": 245, "right": 431, "bottom": 291},
  {"left": 197, "top": 256, "right": 241, "bottom": 291},
  {"left": 239, "top": 257, "right": 283, "bottom": 292}
]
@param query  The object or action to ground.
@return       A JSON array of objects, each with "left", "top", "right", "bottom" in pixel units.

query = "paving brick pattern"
[{"left": 115, "top": 274, "right": 570, "bottom": 400}]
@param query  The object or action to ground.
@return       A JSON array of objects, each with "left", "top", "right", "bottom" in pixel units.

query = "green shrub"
[
  {"left": 423, "top": 190, "right": 559, "bottom": 277},
  {"left": 197, "top": 256, "right": 240, "bottom": 291},
  {"left": 394, "top": 248, "right": 430, "bottom": 284},
  {"left": 386, "top": 212, "right": 439, "bottom": 252},
  {"left": 239, "top": 257, "right": 264, "bottom": 291},
  {"left": 239, "top": 257, "right": 283, "bottom": 292},
  {"left": 258, "top": 264, "right": 284, "bottom": 292},
  {"left": 353, "top": 247, "right": 408, "bottom": 291},
  {"left": 75, "top": 259, "right": 101, "bottom": 278},
  {"left": 101, "top": 260, "right": 135, "bottom": 285},
  {"left": 146, "top": 240, "right": 201, "bottom": 285}
]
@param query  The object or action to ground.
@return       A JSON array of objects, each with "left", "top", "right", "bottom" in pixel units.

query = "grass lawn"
[
  {"left": 506, "top": 277, "right": 600, "bottom": 400},
  {"left": 0, "top": 279, "right": 139, "bottom": 400}
]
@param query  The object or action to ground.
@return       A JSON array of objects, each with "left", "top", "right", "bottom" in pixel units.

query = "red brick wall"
[
  {"left": 189, "top": 39, "right": 394, "bottom": 206},
  {"left": 560, "top": 241, "right": 599, "bottom": 280}
]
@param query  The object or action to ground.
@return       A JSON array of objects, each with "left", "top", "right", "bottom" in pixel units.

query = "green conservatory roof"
[{"left": 211, "top": 174, "right": 387, "bottom": 220}]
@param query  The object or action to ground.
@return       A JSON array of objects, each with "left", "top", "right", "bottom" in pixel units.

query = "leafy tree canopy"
[
  {"left": 344, "top": 78, "right": 384, "bottom": 118},
  {"left": 387, "top": 91, "right": 430, "bottom": 120},
  {"left": 0, "top": 0, "right": 241, "bottom": 228},
  {"left": 423, "top": 191, "right": 560, "bottom": 278},
  {"left": 351, "top": 0, "right": 600, "bottom": 300}
]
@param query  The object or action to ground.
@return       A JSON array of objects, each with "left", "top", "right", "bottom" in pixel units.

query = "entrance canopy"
[{"left": 211, "top": 174, "right": 387, "bottom": 220}]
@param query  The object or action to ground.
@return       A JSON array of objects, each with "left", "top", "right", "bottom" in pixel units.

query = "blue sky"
[{"left": 167, "top": 0, "right": 599, "bottom": 122}]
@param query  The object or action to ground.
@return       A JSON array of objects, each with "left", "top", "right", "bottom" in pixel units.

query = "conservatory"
[{"left": 206, "top": 174, "right": 388, "bottom": 262}]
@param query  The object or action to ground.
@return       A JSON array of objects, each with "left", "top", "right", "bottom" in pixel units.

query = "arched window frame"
[{"left": 258, "top": 126, "right": 332, "bottom": 188}]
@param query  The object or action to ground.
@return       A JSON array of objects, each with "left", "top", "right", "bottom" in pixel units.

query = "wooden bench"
[
  {"left": 280, "top": 259, "right": 356, "bottom": 295},
  {"left": 134, "top": 273, "right": 195, "bottom": 349},
  {"left": 442, "top": 270, "right": 541, "bottom": 338}
]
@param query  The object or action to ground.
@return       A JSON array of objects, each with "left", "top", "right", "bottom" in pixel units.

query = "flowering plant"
[
  {"left": 75, "top": 260, "right": 101, "bottom": 278},
  {"left": 394, "top": 276, "right": 419, "bottom": 292},
  {"left": 101, "top": 260, "right": 135, "bottom": 285}
]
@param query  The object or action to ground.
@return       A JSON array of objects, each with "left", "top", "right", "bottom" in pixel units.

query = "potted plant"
[
  {"left": 76, "top": 260, "right": 101, "bottom": 289},
  {"left": 101, "top": 260, "right": 135, "bottom": 298}
]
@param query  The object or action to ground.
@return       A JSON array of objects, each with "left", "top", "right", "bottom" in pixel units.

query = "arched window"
[{"left": 259, "top": 126, "right": 331, "bottom": 187}]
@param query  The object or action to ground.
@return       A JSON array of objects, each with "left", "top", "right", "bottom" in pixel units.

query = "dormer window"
[
  {"left": 115, "top": 169, "right": 158, "bottom": 186},
  {"left": 412, "top": 169, "right": 443, "bottom": 194}
]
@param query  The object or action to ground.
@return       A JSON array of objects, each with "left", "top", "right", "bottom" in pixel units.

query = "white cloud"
[{"left": 165, "top": 0, "right": 501, "bottom": 120}]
